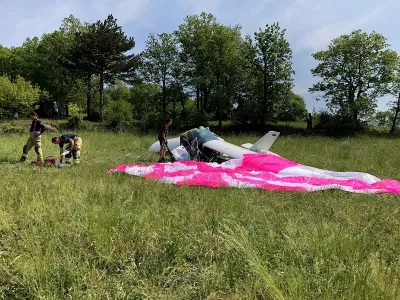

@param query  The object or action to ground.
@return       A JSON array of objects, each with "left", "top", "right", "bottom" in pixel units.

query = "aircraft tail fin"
[{"left": 241, "top": 131, "right": 280, "bottom": 152}]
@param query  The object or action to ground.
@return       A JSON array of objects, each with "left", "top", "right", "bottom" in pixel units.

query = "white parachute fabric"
[{"left": 108, "top": 153, "right": 400, "bottom": 194}]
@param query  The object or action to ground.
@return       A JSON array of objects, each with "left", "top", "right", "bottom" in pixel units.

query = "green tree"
[
  {"left": 389, "top": 56, "right": 400, "bottom": 133},
  {"left": 175, "top": 13, "right": 245, "bottom": 130},
  {"left": 61, "top": 14, "right": 96, "bottom": 118},
  {"left": 129, "top": 83, "right": 161, "bottom": 120},
  {"left": 175, "top": 13, "right": 217, "bottom": 113},
  {"left": 277, "top": 91, "right": 308, "bottom": 123},
  {"left": 67, "top": 30, "right": 97, "bottom": 119},
  {"left": 69, "top": 15, "right": 136, "bottom": 121},
  {"left": 248, "top": 23, "right": 294, "bottom": 131},
  {"left": 0, "top": 75, "right": 40, "bottom": 116},
  {"left": 3, "top": 16, "right": 86, "bottom": 117},
  {"left": 60, "top": 14, "right": 88, "bottom": 35},
  {"left": 139, "top": 33, "right": 179, "bottom": 114},
  {"left": 105, "top": 80, "right": 131, "bottom": 102},
  {"left": 104, "top": 99, "right": 133, "bottom": 130},
  {"left": 36, "top": 29, "right": 79, "bottom": 116},
  {"left": 374, "top": 110, "right": 393, "bottom": 127},
  {"left": 13, "top": 37, "right": 41, "bottom": 85},
  {"left": 231, "top": 39, "right": 259, "bottom": 124},
  {"left": 309, "top": 30, "right": 398, "bottom": 128},
  {"left": 0, "top": 46, "right": 12, "bottom": 77},
  {"left": 0, "top": 45, "right": 24, "bottom": 81},
  {"left": 207, "top": 24, "right": 242, "bottom": 130},
  {"left": 165, "top": 83, "right": 190, "bottom": 118}
]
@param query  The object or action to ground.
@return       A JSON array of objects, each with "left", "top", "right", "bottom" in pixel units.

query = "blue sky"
[{"left": 1, "top": 0, "right": 399, "bottom": 111}]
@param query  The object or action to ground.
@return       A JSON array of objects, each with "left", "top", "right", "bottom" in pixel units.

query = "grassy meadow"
[{"left": 1, "top": 129, "right": 400, "bottom": 299}]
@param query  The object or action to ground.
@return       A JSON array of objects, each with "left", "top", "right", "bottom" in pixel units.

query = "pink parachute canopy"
[{"left": 108, "top": 153, "right": 400, "bottom": 194}]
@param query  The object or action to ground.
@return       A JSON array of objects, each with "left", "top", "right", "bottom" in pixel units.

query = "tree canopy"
[
  {"left": 0, "top": 75, "right": 40, "bottom": 116},
  {"left": 2, "top": 13, "right": 400, "bottom": 134},
  {"left": 68, "top": 14, "right": 136, "bottom": 121},
  {"left": 309, "top": 30, "right": 398, "bottom": 128}
]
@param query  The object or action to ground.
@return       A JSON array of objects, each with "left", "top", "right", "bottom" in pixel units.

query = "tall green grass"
[{"left": 0, "top": 131, "right": 399, "bottom": 299}]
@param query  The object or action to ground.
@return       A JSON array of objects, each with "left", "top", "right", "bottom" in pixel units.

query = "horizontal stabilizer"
[
  {"left": 241, "top": 143, "right": 253, "bottom": 149},
  {"left": 241, "top": 131, "right": 280, "bottom": 153}
]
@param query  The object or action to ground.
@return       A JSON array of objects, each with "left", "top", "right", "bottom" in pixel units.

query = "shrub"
[
  {"left": 83, "top": 112, "right": 102, "bottom": 122},
  {"left": 0, "top": 122, "right": 25, "bottom": 134},
  {"left": 104, "top": 100, "right": 133, "bottom": 131},
  {"left": 68, "top": 103, "right": 81, "bottom": 116},
  {"left": 66, "top": 116, "right": 82, "bottom": 130}
]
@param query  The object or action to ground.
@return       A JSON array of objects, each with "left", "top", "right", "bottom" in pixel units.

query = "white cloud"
[
  {"left": 89, "top": 0, "right": 150, "bottom": 25},
  {"left": 282, "top": 0, "right": 309, "bottom": 23},
  {"left": 179, "top": 0, "right": 223, "bottom": 17},
  {"left": 248, "top": 0, "right": 397, "bottom": 54},
  {"left": 0, "top": 0, "right": 152, "bottom": 47},
  {"left": 297, "top": 5, "right": 388, "bottom": 52},
  {"left": 253, "top": 0, "right": 276, "bottom": 16},
  {"left": 2, "top": 0, "right": 78, "bottom": 47}
]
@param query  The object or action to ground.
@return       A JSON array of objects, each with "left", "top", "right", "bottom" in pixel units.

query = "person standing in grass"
[
  {"left": 52, "top": 101, "right": 59, "bottom": 119},
  {"left": 51, "top": 133, "right": 83, "bottom": 165},
  {"left": 158, "top": 118, "right": 172, "bottom": 162},
  {"left": 20, "top": 112, "right": 46, "bottom": 166},
  {"left": 306, "top": 113, "right": 313, "bottom": 130}
]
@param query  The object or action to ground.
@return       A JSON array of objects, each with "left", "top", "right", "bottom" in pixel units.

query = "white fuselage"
[
  {"left": 149, "top": 136, "right": 256, "bottom": 159},
  {"left": 149, "top": 130, "right": 279, "bottom": 160}
]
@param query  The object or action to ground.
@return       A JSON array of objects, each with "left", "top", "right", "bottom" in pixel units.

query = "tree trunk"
[
  {"left": 261, "top": 65, "right": 268, "bottom": 133},
  {"left": 162, "top": 75, "right": 166, "bottom": 114},
  {"left": 181, "top": 101, "right": 185, "bottom": 117},
  {"left": 65, "top": 101, "right": 69, "bottom": 118},
  {"left": 203, "top": 86, "right": 209, "bottom": 112},
  {"left": 390, "top": 93, "right": 400, "bottom": 134},
  {"left": 99, "top": 72, "right": 104, "bottom": 122},
  {"left": 347, "top": 84, "right": 357, "bottom": 126},
  {"left": 196, "top": 85, "right": 200, "bottom": 111},
  {"left": 353, "top": 87, "right": 363, "bottom": 127},
  {"left": 285, "top": 120, "right": 290, "bottom": 134},
  {"left": 180, "top": 92, "right": 186, "bottom": 117},
  {"left": 63, "top": 92, "right": 68, "bottom": 117},
  {"left": 86, "top": 74, "right": 92, "bottom": 119},
  {"left": 217, "top": 72, "right": 222, "bottom": 133},
  {"left": 200, "top": 87, "right": 204, "bottom": 112}
]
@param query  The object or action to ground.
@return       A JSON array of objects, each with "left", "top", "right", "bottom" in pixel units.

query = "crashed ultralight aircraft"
[
  {"left": 108, "top": 127, "right": 400, "bottom": 194},
  {"left": 149, "top": 127, "right": 280, "bottom": 162}
]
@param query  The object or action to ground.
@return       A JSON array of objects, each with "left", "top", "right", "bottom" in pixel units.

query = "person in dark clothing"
[
  {"left": 158, "top": 119, "right": 172, "bottom": 162},
  {"left": 52, "top": 101, "right": 59, "bottom": 119},
  {"left": 20, "top": 112, "right": 46, "bottom": 165},
  {"left": 52, "top": 133, "right": 83, "bottom": 165},
  {"left": 306, "top": 113, "right": 313, "bottom": 130}
]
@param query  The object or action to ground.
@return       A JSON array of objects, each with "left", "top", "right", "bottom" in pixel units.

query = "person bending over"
[{"left": 52, "top": 133, "right": 83, "bottom": 165}]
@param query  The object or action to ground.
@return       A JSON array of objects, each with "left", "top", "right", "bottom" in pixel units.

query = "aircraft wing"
[
  {"left": 203, "top": 140, "right": 255, "bottom": 159},
  {"left": 149, "top": 137, "right": 181, "bottom": 152}
]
